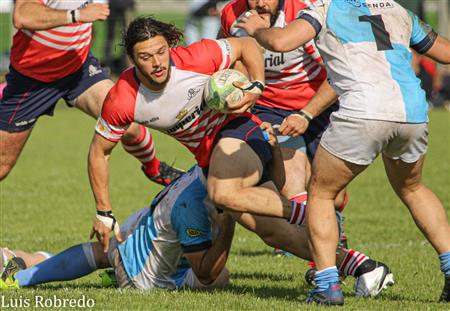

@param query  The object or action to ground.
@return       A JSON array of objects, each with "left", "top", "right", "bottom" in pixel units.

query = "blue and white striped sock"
[
  {"left": 439, "top": 251, "right": 450, "bottom": 276},
  {"left": 314, "top": 266, "right": 339, "bottom": 292}
]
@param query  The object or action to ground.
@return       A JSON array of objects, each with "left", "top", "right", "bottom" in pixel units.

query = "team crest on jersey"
[
  {"left": 186, "top": 228, "right": 201, "bottom": 237},
  {"left": 187, "top": 88, "right": 201, "bottom": 100}
]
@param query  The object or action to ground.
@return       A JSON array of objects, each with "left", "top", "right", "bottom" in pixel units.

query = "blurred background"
[{"left": 0, "top": 0, "right": 449, "bottom": 108}]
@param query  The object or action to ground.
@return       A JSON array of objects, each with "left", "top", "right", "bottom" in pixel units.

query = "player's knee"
[{"left": 91, "top": 242, "right": 110, "bottom": 269}]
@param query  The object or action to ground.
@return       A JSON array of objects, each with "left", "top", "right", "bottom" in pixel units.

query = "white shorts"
[
  {"left": 107, "top": 208, "right": 150, "bottom": 289},
  {"left": 320, "top": 113, "right": 428, "bottom": 165},
  {"left": 181, "top": 267, "right": 229, "bottom": 289}
]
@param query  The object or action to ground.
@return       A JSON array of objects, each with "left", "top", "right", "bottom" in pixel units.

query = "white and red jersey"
[
  {"left": 10, "top": 0, "right": 93, "bottom": 82},
  {"left": 96, "top": 39, "right": 255, "bottom": 168},
  {"left": 221, "top": 0, "right": 327, "bottom": 111}
]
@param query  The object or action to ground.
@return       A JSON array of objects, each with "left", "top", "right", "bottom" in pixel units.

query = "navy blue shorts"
[
  {"left": 205, "top": 116, "right": 273, "bottom": 185},
  {"left": 0, "top": 52, "right": 109, "bottom": 132},
  {"left": 251, "top": 103, "right": 339, "bottom": 160}
]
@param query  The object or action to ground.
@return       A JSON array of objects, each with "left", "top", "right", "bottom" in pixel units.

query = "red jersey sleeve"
[
  {"left": 171, "top": 39, "right": 232, "bottom": 75},
  {"left": 220, "top": 0, "right": 247, "bottom": 37},
  {"left": 95, "top": 69, "right": 138, "bottom": 142}
]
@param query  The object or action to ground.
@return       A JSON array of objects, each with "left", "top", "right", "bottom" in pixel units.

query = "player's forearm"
[
  {"left": 197, "top": 217, "right": 235, "bottom": 283},
  {"left": 253, "top": 27, "right": 287, "bottom": 52},
  {"left": 302, "top": 79, "right": 338, "bottom": 118},
  {"left": 88, "top": 140, "right": 113, "bottom": 212},
  {"left": 426, "top": 36, "right": 450, "bottom": 64},
  {"left": 239, "top": 38, "right": 265, "bottom": 83},
  {"left": 14, "top": 2, "right": 73, "bottom": 30}
]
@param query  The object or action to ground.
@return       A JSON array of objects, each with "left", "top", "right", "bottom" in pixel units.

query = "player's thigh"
[
  {"left": 309, "top": 145, "right": 367, "bottom": 199},
  {"left": 0, "top": 129, "right": 33, "bottom": 179},
  {"left": 280, "top": 147, "right": 309, "bottom": 193},
  {"left": 382, "top": 155, "right": 425, "bottom": 197},
  {"left": 208, "top": 137, "right": 264, "bottom": 193},
  {"left": 74, "top": 79, "right": 114, "bottom": 118}
]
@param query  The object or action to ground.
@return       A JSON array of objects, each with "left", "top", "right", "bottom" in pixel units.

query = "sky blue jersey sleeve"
[
  {"left": 171, "top": 194, "right": 212, "bottom": 253},
  {"left": 409, "top": 10, "right": 437, "bottom": 54}
]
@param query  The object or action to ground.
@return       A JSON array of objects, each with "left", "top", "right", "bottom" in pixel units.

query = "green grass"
[{"left": 0, "top": 106, "right": 449, "bottom": 310}]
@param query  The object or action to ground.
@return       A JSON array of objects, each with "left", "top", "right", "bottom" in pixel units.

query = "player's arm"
[
  {"left": 424, "top": 36, "right": 450, "bottom": 64},
  {"left": 235, "top": 11, "right": 317, "bottom": 52},
  {"left": 88, "top": 134, "right": 122, "bottom": 252},
  {"left": 279, "top": 79, "right": 338, "bottom": 137},
  {"left": 224, "top": 37, "right": 266, "bottom": 113},
  {"left": 13, "top": 0, "right": 109, "bottom": 30},
  {"left": 183, "top": 213, "right": 235, "bottom": 285}
]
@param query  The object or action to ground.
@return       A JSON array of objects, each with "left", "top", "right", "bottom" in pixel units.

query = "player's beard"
[
  {"left": 255, "top": 8, "right": 279, "bottom": 26},
  {"left": 140, "top": 65, "right": 171, "bottom": 90}
]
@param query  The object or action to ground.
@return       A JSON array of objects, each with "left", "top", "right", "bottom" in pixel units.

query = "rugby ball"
[{"left": 204, "top": 69, "right": 249, "bottom": 113}]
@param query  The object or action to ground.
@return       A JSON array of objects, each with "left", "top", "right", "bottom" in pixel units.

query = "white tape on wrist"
[{"left": 96, "top": 214, "right": 120, "bottom": 236}]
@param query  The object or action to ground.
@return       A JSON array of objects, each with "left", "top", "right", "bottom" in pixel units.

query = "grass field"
[{"left": 0, "top": 105, "right": 449, "bottom": 310}]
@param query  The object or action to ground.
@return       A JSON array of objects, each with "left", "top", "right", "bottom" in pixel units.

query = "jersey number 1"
[{"left": 359, "top": 15, "right": 394, "bottom": 51}]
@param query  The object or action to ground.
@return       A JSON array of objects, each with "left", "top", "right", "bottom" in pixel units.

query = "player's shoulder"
[
  {"left": 109, "top": 68, "right": 140, "bottom": 99},
  {"left": 171, "top": 39, "right": 230, "bottom": 74}
]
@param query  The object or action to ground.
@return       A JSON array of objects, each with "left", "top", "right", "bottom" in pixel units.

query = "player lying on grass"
[
  {"left": 1, "top": 163, "right": 393, "bottom": 296},
  {"left": 237, "top": 0, "right": 450, "bottom": 305}
]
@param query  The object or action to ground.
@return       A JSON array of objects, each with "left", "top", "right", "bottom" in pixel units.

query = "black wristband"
[
  {"left": 252, "top": 80, "right": 265, "bottom": 92},
  {"left": 297, "top": 110, "right": 313, "bottom": 122},
  {"left": 96, "top": 210, "right": 115, "bottom": 218},
  {"left": 70, "top": 10, "right": 77, "bottom": 23}
]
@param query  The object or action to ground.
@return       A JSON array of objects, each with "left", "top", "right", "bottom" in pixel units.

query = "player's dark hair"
[{"left": 123, "top": 16, "right": 183, "bottom": 57}]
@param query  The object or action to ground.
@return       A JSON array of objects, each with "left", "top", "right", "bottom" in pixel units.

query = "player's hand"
[
  {"left": 227, "top": 80, "right": 264, "bottom": 114},
  {"left": 279, "top": 114, "right": 310, "bottom": 137},
  {"left": 79, "top": 4, "right": 110, "bottom": 23},
  {"left": 90, "top": 210, "right": 122, "bottom": 253},
  {"left": 260, "top": 122, "right": 279, "bottom": 148},
  {"left": 235, "top": 10, "right": 271, "bottom": 36}
]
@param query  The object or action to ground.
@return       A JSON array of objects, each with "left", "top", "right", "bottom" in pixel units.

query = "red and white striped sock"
[
  {"left": 288, "top": 192, "right": 308, "bottom": 226},
  {"left": 338, "top": 192, "right": 349, "bottom": 212},
  {"left": 339, "top": 249, "right": 369, "bottom": 276},
  {"left": 122, "top": 125, "right": 160, "bottom": 176}
]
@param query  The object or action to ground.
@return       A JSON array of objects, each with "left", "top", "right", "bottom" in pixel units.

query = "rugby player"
[
  {"left": 220, "top": 0, "right": 350, "bottom": 257},
  {"left": 1, "top": 165, "right": 393, "bottom": 296},
  {"left": 0, "top": 0, "right": 183, "bottom": 185},
  {"left": 238, "top": 0, "right": 450, "bottom": 304},
  {"left": 88, "top": 16, "right": 316, "bottom": 253}
]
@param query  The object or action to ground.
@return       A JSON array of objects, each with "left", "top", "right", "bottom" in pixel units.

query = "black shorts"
[
  {"left": 251, "top": 103, "right": 340, "bottom": 160},
  {"left": 205, "top": 116, "right": 273, "bottom": 185},
  {"left": 0, "top": 52, "right": 109, "bottom": 132}
]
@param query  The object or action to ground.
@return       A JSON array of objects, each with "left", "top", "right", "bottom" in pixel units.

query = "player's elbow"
[{"left": 268, "top": 37, "right": 291, "bottom": 53}]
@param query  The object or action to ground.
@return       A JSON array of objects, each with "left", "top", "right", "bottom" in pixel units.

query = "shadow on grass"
[
  {"left": 231, "top": 271, "right": 296, "bottom": 282},
  {"left": 223, "top": 283, "right": 309, "bottom": 301},
  {"left": 233, "top": 249, "right": 273, "bottom": 257}
]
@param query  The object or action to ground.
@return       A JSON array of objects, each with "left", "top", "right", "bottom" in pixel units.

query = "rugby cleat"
[
  {"left": 306, "top": 283, "right": 344, "bottom": 306},
  {"left": 142, "top": 161, "right": 185, "bottom": 186},
  {"left": 354, "top": 260, "right": 394, "bottom": 298},
  {"left": 440, "top": 274, "right": 450, "bottom": 302},
  {"left": 0, "top": 257, "right": 26, "bottom": 290}
]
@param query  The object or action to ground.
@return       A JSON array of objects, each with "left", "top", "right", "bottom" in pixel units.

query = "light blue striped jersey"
[
  {"left": 117, "top": 165, "right": 218, "bottom": 290},
  {"left": 298, "top": 0, "right": 436, "bottom": 123}
]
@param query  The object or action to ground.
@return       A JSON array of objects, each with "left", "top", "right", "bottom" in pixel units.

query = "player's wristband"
[
  {"left": 296, "top": 110, "right": 313, "bottom": 123},
  {"left": 237, "top": 80, "right": 265, "bottom": 95},
  {"left": 96, "top": 210, "right": 117, "bottom": 230}
]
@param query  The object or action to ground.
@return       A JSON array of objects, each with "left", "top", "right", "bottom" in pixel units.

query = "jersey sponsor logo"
[
  {"left": 15, "top": 118, "right": 36, "bottom": 127},
  {"left": 265, "top": 53, "right": 286, "bottom": 68},
  {"left": 345, "top": 0, "right": 394, "bottom": 9},
  {"left": 88, "top": 64, "right": 102, "bottom": 77},
  {"left": 187, "top": 88, "right": 201, "bottom": 101},
  {"left": 176, "top": 109, "right": 189, "bottom": 120},
  {"left": 167, "top": 101, "right": 206, "bottom": 133},
  {"left": 186, "top": 228, "right": 201, "bottom": 237}
]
